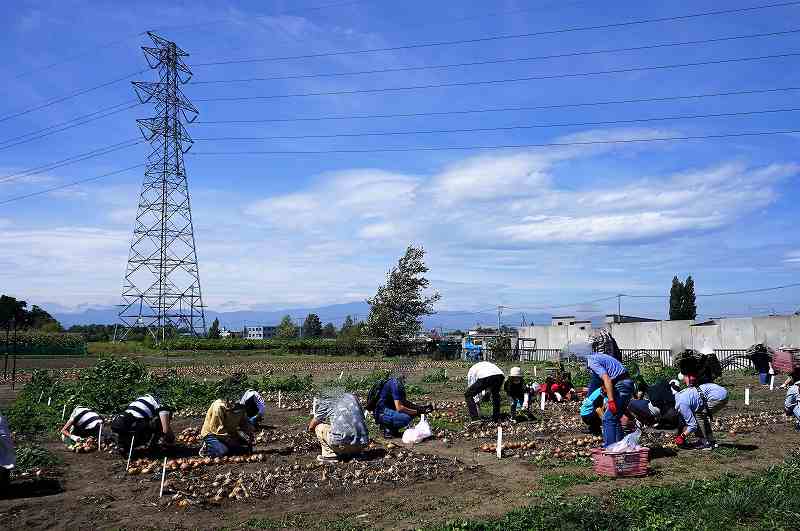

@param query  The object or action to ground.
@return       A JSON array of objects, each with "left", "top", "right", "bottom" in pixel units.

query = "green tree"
[
  {"left": 302, "top": 313, "right": 323, "bottom": 338},
  {"left": 669, "top": 276, "right": 683, "bottom": 320},
  {"left": 208, "top": 318, "right": 221, "bottom": 339},
  {"left": 340, "top": 315, "right": 355, "bottom": 335},
  {"left": 322, "top": 322, "right": 337, "bottom": 338},
  {"left": 669, "top": 275, "right": 698, "bottom": 320},
  {"left": 683, "top": 275, "right": 697, "bottom": 320},
  {"left": 26, "top": 305, "right": 62, "bottom": 331},
  {"left": 275, "top": 315, "right": 297, "bottom": 339},
  {"left": 366, "top": 245, "right": 441, "bottom": 354}
]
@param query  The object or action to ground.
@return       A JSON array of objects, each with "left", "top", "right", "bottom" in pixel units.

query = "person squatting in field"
[
  {"left": 111, "top": 393, "right": 175, "bottom": 453},
  {"left": 673, "top": 374, "right": 729, "bottom": 449},
  {"left": 60, "top": 406, "right": 103, "bottom": 445},
  {"left": 783, "top": 367, "right": 800, "bottom": 431},
  {"left": 625, "top": 379, "right": 682, "bottom": 432},
  {"left": 465, "top": 361, "right": 505, "bottom": 422},
  {"left": 308, "top": 390, "right": 369, "bottom": 464},
  {"left": 199, "top": 390, "right": 257, "bottom": 457},
  {"left": 373, "top": 374, "right": 432, "bottom": 438},
  {"left": 504, "top": 366, "right": 536, "bottom": 418}
]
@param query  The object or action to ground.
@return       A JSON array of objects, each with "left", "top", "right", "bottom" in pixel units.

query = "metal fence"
[
  {"left": 621, "top": 349, "right": 674, "bottom": 366},
  {"left": 714, "top": 349, "right": 752, "bottom": 370}
]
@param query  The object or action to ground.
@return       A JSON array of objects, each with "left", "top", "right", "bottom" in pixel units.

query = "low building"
[{"left": 243, "top": 325, "right": 277, "bottom": 340}]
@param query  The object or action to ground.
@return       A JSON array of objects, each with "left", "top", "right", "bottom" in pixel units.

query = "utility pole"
[
  {"left": 115, "top": 32, "right": 205, "bottom": 342},
  {"left": 617, "top": 294, "right": 622, "bottom": 322}
]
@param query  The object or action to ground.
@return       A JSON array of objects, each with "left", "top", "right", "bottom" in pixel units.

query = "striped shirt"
[
  {"left": 70, "top": 407, "right": 102, "bottom": 432},
  {"left": 125, "top": 395, "right": 160, "bottom": 420}
]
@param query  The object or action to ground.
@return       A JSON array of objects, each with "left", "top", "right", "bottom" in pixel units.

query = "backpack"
[
  {"left": 647, "top": 379, "right": 676, "bottom": 412},
  {"left": 366, "top": 378, "right": 389, "bottom": 412},
  {"left": 698, "top": 354, "right": 722, "bottom": 384}
]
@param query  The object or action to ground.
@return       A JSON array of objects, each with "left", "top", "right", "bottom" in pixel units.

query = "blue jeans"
[
  {"left": 758, "top": 372, "right": 769, "bottom": 385},
  {"left": 202, "top": 435, "right": 229, "bottom": 457},
  {"left": 602, "top": 379, "right": 634, "bottom": 447},
  {"left": 378, "top": 409, "right": 412, "bottom": 433}
]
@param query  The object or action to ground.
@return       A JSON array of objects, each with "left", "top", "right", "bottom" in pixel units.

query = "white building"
[{"left": 244, "top": 325, "right": 277, "bottom": 340}]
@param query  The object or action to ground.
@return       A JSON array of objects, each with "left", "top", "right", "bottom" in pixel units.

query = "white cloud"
[{"left": 785, "top": 251, "right": 800, "bottom": 264}]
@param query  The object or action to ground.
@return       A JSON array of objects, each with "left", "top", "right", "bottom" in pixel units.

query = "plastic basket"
[
  {"left": 773, "top": 349, "right": 800, "bottom": 374},
  {"left": 590, "top": 447, "right": 650, "bottom": 478}
]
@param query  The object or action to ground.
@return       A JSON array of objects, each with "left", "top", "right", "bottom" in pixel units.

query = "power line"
[
  {"left": 622, "top": 282, "right": 800, "bottom": 298},
  {"left": 0, "top": 139, "right": 141, "bottom": 185},
  {"left": 0, "top": 69, "right": 146, "bottom": 124},
  {"left": 190, "top": 128, "right": 800, "bottom": 156},
  {"left": 193, "top": 107, "right": 800, "bottom": 141},
  {"left": 0, "top": 164, "right": 144, "bottom": 206},
  {"left": 194, "top": 1, "right": 800, "bottom": 66},
  {"left": 0, "top": 101, "right": 139, "bottom": 151},
  {"left": 194, "top": 52, "right": 800, "bottom": 102},
  {"left": 194, "top": 86, "right": 800, "bottom": 124},
  {"left": 191, "top": 29, "right": 800, "bottom": 85}
]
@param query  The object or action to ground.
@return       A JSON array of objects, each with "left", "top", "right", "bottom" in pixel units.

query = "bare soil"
[{"left": 0, "top": 355, "right": 796, "bottom": 530}]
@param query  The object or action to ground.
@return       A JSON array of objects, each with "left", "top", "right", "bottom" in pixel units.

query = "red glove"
[
  {"left": 674, "top": 434, "right": 685, "bottom": 446},
  {"left": 607, "top": 399, "right": 618, "bottom": 415}
]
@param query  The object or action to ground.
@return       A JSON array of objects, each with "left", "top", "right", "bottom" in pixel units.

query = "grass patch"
[
  {"left": 428, "top": 417, "right": 464, "bottom": 432},
  {"left": 430, "top": 453, "right": 800, "bottom": 531},
  {"left": 527, "top": 472, "right": 601, "bottom": 497},
  {"left": 422, "top": 368, "right": 449, "bottom": 384}
]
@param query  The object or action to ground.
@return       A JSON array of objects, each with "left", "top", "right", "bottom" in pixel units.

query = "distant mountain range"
[{"left": 49, "top": 301, "right": 553, "bottom": 331}]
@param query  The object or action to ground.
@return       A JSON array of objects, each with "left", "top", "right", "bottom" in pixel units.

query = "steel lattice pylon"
[{"left": 115, "top": 32, "right": 206, "bottom": 342}]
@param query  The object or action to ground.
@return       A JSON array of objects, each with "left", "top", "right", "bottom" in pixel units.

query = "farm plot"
[{"left": 0, "top": 353, "right": 797, "bottom": 530}]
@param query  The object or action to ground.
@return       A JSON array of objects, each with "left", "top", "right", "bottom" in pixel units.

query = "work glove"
[
  {"left": 769, "top": 368, "right": 775, "bottom": 375},
  {"left": 420, "top": 404, "right": 434, "bottom": 414},
  {"left": 674, "top": 434, "right": 686, "bottom": 446},
  {"left": 607, "top": 399, "right": 618, "bottom": 415}
]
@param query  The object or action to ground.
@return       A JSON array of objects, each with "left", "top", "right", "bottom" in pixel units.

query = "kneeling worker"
[
  {"left": 580, "top": 387, "right": 605, "bottom": 435},
  {"left": 504, "top": 366, "right": 534, "bottom": 417},
  {"left": 466, "top": 361, "right": 505, "bottom": 421},
  {"left": 111, "top": 393, "right": 175, "bottom": 453},
  {"left": 61, "top": 406, "right": 103, "bottom": 444},
  {"left": 309, "top": 391, "right": 369, "bottom": 463},
  {"left": 674, "top": 376, "right": 728, "bottom": 449},
  {"left": 374, "top": 375, "right": 432, "bottom": 438},
  {"left": 199, "top": 392, "right": 256, "bottom": 457},
  {"left": 783, "top": 366, "right": 800, "bottom": 431},
  {"left": 239, "top": 389, "right": 266, "bottom": 427}
]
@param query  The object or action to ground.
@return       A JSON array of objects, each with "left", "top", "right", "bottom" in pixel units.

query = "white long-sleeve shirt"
[{"left": 467, "top": 362, "right": 504, "bottom": 388}]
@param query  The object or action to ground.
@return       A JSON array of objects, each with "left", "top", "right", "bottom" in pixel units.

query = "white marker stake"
[
  {"left": 744, "top": 387, "right": 750, "bottom": 406},
  {"left": 312, "top": 398, "right": 318, "bottom": 416},
  {"left": 38, "top": 391, "right": 44, "bottom": 403},
  {"left": 496, "top": 427, "right": 503, "bottom": 459},
  {"left": 97, "top": 424, "right": 103, "bottom": 449},
  {"left": 159, "top": 457, "right": 167, "bottom": 497},
  {"left": 540, "top": 392, "right": 546, "bottom": 411},
  {"left": 47, "top": 396, "right": 52, "bottom": 406},
  {"left": 339, "top": 371, "right": 344, "bottom": 380},
  {"left": 61, "top": 403, "right": 67, "bottom": 420},
  {"left": 770, "top": 375, "right": 775, "bottom": 391},
  {"left": 444, "top": 369, "right": 448, "bottom": 379},
  {"left": 533, "top": 366, "right": 537, "bottom": 377},
  {"left": 126, "top": 436, "right": 135, "bottom": 470},
  {"left": 278, "top": 390, "right": 282, "bottom": 409}
]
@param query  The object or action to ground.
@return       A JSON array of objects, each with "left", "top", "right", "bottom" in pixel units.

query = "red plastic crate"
[
  {"left": 773, "top": 349, "right": 800, "bottom": 374},
  {"left": 591, "top": 447, "right": 650, "bottom": 478}
]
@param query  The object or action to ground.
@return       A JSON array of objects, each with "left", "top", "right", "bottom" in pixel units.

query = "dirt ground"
[{"left": 0, "top": 355, "right": 797, "bottom": 530}]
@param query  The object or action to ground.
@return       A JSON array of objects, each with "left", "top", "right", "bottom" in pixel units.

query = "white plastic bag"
[
  {"left": 402, "top": 415, "right": 433, "bottom": 445},
  {"left": 604, "top": 429, "right": 643, "bottom": 454}
]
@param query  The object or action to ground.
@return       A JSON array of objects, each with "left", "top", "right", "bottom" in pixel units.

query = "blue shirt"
[
  {"left": 699, "top": 383, "right": 727, "bottom": 403},
  {"left": 580, "top": 388, "right": 604, "bottom": 416},
  {"left": 376, "top": 378, "right": 405, "bottom": 417},
  {"left": 587, "top": 353, "right": 627, "bottom": 380},
  {"left": 674, "top": 387, "right": 703, "bottom": 433}
]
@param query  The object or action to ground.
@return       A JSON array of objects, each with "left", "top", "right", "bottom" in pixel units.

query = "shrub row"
[{"left": 0, "top": 332, "right": 86, "bottom": 356}]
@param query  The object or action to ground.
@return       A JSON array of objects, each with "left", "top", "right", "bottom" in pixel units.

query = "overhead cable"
[
  {"left": 193, "top": 107, "right": 800, "bottom": 141},
  {"left": 190, "top": 129, "right": 800, "bottom": 156},
  {"left": 192, "top": 29, "right": 800, "bottom": 84},
  {"left": 194, "top": 52, "right": 800, "bottom": 102},
  {"left": 194, "top": 86, "right": 800, "bottom": 124},
  {"left": 194, "top": 1, "right": 800, "bottom": 66}
]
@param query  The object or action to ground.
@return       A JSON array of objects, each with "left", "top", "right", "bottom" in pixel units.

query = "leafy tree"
[
  {"left": 302, "top": 313, "right": 323, "bottom": 338},
  {"left": 275, "top": 315, "right": 297, "bottom": 339},
  {"left": 208, "top": 318, "right": 221, "bottom": 339},
  {"left": 322, "top": 322, "right": 337, "bottom": 338},
  {"left": 340, "top": 315, "right": 355, "bottom": 335},
  {"left": 669, "top": 276, "right": 683, "bottom": 320},
  {"left": 366, "top": 245, "right": 441, "bottom": 354},
  {"left": 683, "top": 275, "right": 697, "bottom": 320},
  {"left": 26, "top": 305, "right": 62, "bottom": 331},
  {"left": 669, "top": 276, "right": 698, "bottom": 320}
]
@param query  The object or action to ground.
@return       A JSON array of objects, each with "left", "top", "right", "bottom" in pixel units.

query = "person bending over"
[{"left": 465, "top": 361, "right": 505, "bottom": 422}]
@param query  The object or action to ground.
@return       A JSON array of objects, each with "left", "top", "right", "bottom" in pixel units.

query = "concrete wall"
[{"left": 518, "top": 315, "right": 800, "bottom": 351}]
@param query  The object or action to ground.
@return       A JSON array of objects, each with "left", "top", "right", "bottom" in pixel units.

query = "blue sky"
[{"left": 1, "top": 0, "right": 799, "bottom": 320}]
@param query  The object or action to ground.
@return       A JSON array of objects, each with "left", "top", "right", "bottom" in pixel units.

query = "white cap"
[
  {"left": 669, "top": 379, "right": 681, "bottom": 394},
  {"left": 699, "top": 346, "right": 713, "bottom": 355},
  {"left": 509, "top": 367, "right": 522, "bottom": 377},
  {"left": 677, "top": 372, "right": 684, "bottom": 381}
]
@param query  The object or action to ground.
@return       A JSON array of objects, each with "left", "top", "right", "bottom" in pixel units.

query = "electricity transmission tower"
[{"left": 115, "top": 32, "right": 206, "bottom": 342}]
